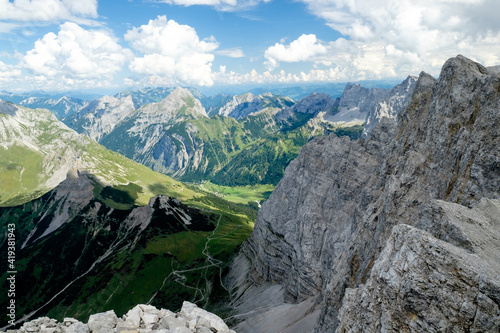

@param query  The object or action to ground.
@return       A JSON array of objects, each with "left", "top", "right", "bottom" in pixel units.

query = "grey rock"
[
  {"left": 230, "top": 55, "right": 500, "bottom": 332},
  {"left": 336, "top": 214, "right": 500, "bottom": 332},
  {"left": 7, "top": 304, "right": 230, "bottom": 333},
  {"left": 87, "top": 310, "right": 118, "bottom": 332},
  {"left": 159, "top": 316, "right": 186, "bottom": 330},
  {"left": 0, "top": 99, "right": 18, "bottom": 117},
  {"left": 362, "top": 75, "right": 418, "bottom": 137},
  {"left": 180, "top": 301, "right": 229, "bottom": 332},
  {"left": 324, "top": 83, "right": 388, "bottom": 124}
]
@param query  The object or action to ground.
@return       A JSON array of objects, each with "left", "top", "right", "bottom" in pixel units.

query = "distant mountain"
[
  {"left": 199, "top": 93, "right": 233, "bottom": 117},
  {"left": 0, "top": 98, "right": 191, "bottom": 208},
  {"left": 114, "top": 86, "right": 203, "bottom": 109},
  {"left": 0, "top": 92, "right": 87, "bottom": 119},
  {"left": 64, "top": 95, "right": 136, "bottom": 141},
  {"left": 217, "top": 92, "right": 294, "bottom": 119},
  {"left": 324, "top": 83, "right": 389, "bottom": 125},
  {"left": 19, "top": 96, "right": 87, "bottom": 119},
  {"left": 362, "top": 75, "right": 418, "bottom": 137},
  {"left": 0, "top": 91, "right": 28, "bottom": 104},
  {"left": 61, "top": 79, "right": 412, "bottom": 190},
  {"left": 66, "top": 87, "right": 365, "bottom": 188}
]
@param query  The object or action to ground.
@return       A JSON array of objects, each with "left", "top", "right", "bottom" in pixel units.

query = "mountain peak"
[{"left": 440, "top": 55, "right": 489, "bottom": 82}]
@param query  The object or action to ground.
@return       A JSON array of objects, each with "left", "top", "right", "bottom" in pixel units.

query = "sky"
[{"left": 0, "top": 0, "right": 499, "bottom": 93}]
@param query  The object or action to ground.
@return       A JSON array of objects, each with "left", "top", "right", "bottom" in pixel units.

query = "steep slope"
[
  {"left": 64, "top": 95, "right": 136, "bottom": 141},
  {"left": 362, "top": 75, "right": 418, "bottom": 136},
  {"left": 0, "top": 172, "right": 254, "bottom": 328},
  {"left": 0, "top": 98, "right": 217, "bottom": 208},
  {"left": 228, "top": 55, "right": 500, "bottom": 332},
  {"left": 0, "top": 100, "right": 86, "bottom": 206}
]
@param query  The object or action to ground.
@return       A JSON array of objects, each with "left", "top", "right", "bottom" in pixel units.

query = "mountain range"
[
  {"left": 2, "top": 56, "right": 496, "bottom": 332},
  {"left": 0, "top": 99, "right": 255, "bottom": 328}
]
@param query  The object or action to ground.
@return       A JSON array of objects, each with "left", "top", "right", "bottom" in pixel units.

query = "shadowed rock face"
[{"left": 231, "top": 55, "right": 500, "bottom": 332}]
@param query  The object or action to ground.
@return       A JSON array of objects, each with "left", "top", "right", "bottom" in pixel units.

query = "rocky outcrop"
[
  {"left": 336, "top": 199, "right": 500, "bottom": 332},
  {"left": 2, "top": 302, "right": 234, "bottom": 333},
  {"left": 362, "top": 75, "right": 417, "bottom": 137},
  {"left": 230, "top": 55, "right": 500, "bottom": 332}
]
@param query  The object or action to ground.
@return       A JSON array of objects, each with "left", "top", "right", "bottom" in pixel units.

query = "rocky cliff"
[{"left": 229, "top": 55, "right": 500, "bottom": 332}]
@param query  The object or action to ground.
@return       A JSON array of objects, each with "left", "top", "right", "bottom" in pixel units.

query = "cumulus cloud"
[
  {"left": 0, "top": 0, "right": 98, "bottom": 22},
  {"left": 21, "top": 22, "right": 131, "bottom": 89},
  {"left": 295, "top": 0, "right": 500, "bottom": 77},
  {"left": 264, "top": 34, "right": 328, "bottom": 70},
  {"left": 0, "top": 60, "right": 22, "bottom": 82},
  {"left": 125, "top": 16, "right": 219, "bottom": 87}
]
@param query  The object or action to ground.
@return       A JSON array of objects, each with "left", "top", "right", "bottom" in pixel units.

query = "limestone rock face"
[
  {"left": 362, "top": 75, "right": 417, "bottom": 137},
  {"left": 231, "top": 55, "right": 500, "bottom": 332},
  {"left": 2, "top": 303, "right": 234, "bottom": 333},
  {"left": 336, "top": 199, "right": 500, "bottom": 332}
]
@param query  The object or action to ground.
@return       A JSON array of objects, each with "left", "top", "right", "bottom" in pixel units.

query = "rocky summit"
[
  {"left": 2, "top": 302, "right": 234, "bottom": 333},
  {"left": 227, "top": 55, "right": 500, "bottom": 332}
]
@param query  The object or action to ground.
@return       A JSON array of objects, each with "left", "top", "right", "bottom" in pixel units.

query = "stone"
[
  {"left": 124, "top": 305, "right": 143, "bottom": 327},
  {"left": 64, "top": 322, "right": 89, "bottom": 333},
  {"left": 159, "top": 316, "right": 186, "bottom": 330},
  {"left": 87, "top": 310, "right": 119, "bottom": 333},
  {"left": 142, "top": 314, "right": 159, "bottom": 328},
  {"left": 116, "top": 319, "right": 139, "bottom": 333},
  {"left": 181, "top": 301, "right": 229, "bottom": 332}
]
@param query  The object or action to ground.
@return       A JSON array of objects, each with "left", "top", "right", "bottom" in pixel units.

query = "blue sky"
[{"left": 0, "top": 0, "right": 499, "bottom": 92}]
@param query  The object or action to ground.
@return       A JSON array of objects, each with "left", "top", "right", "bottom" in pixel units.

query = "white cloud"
[
  {"left": 0, "top": 60, "right": 22, "bottom": 82},
  {"left": 264, "top": 34, "right": 328, "bottom": 70},
  {"left": 125, "top": 16, "right": 219, "bottom": 87},
  {"left": 213, "top": 66, "right": 354, "bottom": 85},
  {"left": 0, "top": 0, "right": 98, "bottom": 21},
  {"left": 157, "top": 0, "right": 270, "bottom": 12},
  {"left": 295, "top": 0, "right": 500, "bottom": 77},
  {"left": 21, "top": 22, "right": 131, "bottom": 89},
  {"left": 216, "top": 48, "right": 245, "bottom": 58}
]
